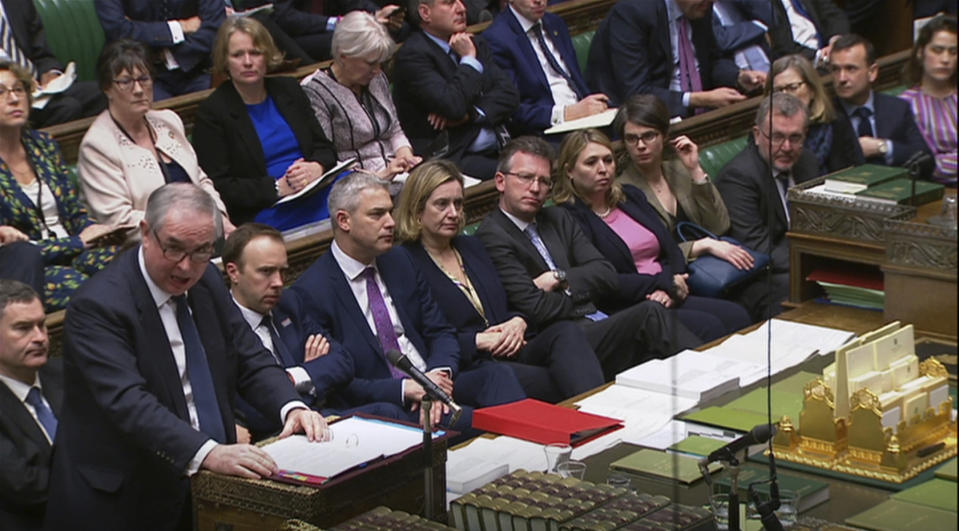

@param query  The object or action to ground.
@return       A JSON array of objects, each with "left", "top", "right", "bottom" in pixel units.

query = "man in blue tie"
[
  {"left": 44, "top": 183, "right": 328, "bottom": 531},
  {"left": 291, "top": 173, "right": 525, "bottom": 436},
  {"left": 476, "top": 137, "right": 702, "bottom": 379},
  {"left": 0, "top": 279, "right": 60, "bottom": 530},
  {"left": 224, "top": 223, "right": 408, "bottom": 441}
]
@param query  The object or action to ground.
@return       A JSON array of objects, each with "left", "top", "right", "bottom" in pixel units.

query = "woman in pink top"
[
  {"left": 900, "top": 15, "right": 957, "bottom": 185},
  {"left": 553, "top": 129, "right": 750, "bottom": 342}
]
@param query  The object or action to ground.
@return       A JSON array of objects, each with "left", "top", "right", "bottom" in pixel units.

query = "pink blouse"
[{"left": 602, "top": 207, "right": 663, "bottom": 275}]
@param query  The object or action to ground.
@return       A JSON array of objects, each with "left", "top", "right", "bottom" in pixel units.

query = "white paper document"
[
  {"left": 273, "top": 158, "right": 356, "bottom": 206},
  {"left": 262, "top": 416, "right": 438, "bottom": 480},
  {"left": 543, "top": 108, "right": 617, "bottom": 135}
]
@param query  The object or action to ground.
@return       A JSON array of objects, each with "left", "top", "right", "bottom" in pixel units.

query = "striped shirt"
[{"left": 900, "top": 87, "right": 957, "bottom": 184}]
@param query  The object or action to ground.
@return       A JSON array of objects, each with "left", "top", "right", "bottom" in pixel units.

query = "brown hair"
[
  {"left": 96, "top": 39, "right": 153, "bottom": 92},
  {"left": 0, "top": 61, "right": 34, "bottom": 108},
  {"left": 904, "top": 14, "right": 958, "bottom": 86},
  {"left": 552, "top": 128, "right": 625, "bottom": 208},
  {"left": 222, "top": 222, "right": 284, "bottom": 268},
  {"left": 765, "top": 54, "right": 835, "bottom": 123},
  {"left": 394, "top": 159, "right": 465, "bottom": 242}
]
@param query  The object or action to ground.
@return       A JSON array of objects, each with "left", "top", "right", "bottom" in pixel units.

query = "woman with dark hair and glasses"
[
  {"left": 900, "top": 14, "right": 957, "bottom": 185},
  {"left": 0, "top": 62, "right": 122, "bottom": 310},
  {"left": 553, "top": 129, "right": 750, "bottom": 341},
  {"left": 765, "top": 54, "right": 863, "bottom": 175},
  {"left": 78, "top": 39, "right": 233, "bottom": 244}
]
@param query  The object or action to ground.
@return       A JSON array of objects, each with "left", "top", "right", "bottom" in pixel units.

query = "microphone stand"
[
  {"left": 421, "top": 395, "right": 435, "bottom": 520},
  {"left": 701, "top": 448, "right": 742, "bottom": 531}
]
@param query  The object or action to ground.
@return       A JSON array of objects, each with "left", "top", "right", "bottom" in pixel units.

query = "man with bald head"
[{"left": 45, "top": 183, "right": 327, "bottom": 531}]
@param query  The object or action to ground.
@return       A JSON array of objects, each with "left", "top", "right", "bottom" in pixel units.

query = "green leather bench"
[
  {"left": 571, "top": 30, "right": 595, "bottom": 74},
  {"left": 698, "top": 135, "right": 748, "bottom": 181},
  {"left": 34, "top": 0, "right": 105, "bottom": 83}
]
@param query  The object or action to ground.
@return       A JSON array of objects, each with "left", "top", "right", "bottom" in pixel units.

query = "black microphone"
[
  {"left": 701, "top": 424, "right": 777, "bottom": 465},
  {"left": 904, "top": 150, "right": 935, "bottom": 177},
  {"left": 386, "top": 349, "right": 462, "bottom": 415}
]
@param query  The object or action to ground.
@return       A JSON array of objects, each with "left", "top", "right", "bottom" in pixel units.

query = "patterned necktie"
[
  {"left": 524, "top": 223, "right": 559, "bottom": 270},
  {"left": 853, "top": 107, "right": 875, "bottom": 138},
  {"left": 363, "top": 267, "right": 406, "bottom": 379},
  {"left": 262, "top": 315, "right": 294, "bottom": 367},
  {"left": 532, "top": 22, "right": 585, "bottom": 99},
  {"left": 677, "top": 17, "right": 703, "bottom": 94},
  {"left": 25, "top": 387, "right": 57, "bottom": 440},
  {"left": 173, "top": 295, "right": 226, "bottom": 443},
  {"left": 776, "top": 172, "right": 792, "bottom": 225},
  {"left": 0, "top": 14, "right": 36, "bottom": 77}
]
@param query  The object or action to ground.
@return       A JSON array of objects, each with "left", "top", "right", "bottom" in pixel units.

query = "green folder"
[
  {"left": 610, "top": 449, "right": 722, "bottom": 485},
  {"left": 890, "top": 478, "right": 958, "bottom": 512},
  {"left": 846, "top": 498, "right": 957, "bottom": 531},
  {"left": 668, "top": 435, "right": 728, "bottom": 457},
  {"left": 935, "top": 458, "right": 957, "bottom": 481},
  {"left": 680, "top": 372, "right": 817, "bottom": 432}
]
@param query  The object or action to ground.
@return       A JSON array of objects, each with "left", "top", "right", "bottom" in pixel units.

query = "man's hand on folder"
[{"left": 201, "top": 444, "right": 279, "bottom": 479}]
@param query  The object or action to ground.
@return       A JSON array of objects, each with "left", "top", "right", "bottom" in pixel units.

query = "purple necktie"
[
  {"left": 677, "top": 17, "right": 703, "bottom": 113},
  {"left": 363, "top": 267, "right": 406, "bottom": 379}
]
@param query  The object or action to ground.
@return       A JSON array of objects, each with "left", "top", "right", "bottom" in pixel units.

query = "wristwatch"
[
  {"left": 877, "top": 139, "right": 889, "bottom": 155},
  {"left": 552, "top": 269, "right": 567, "bottom": 283}
]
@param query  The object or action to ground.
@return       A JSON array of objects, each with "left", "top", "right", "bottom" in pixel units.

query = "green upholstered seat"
[
  {"left": 880, "top": 84, "right": 908, "bottom": 97},
  {"left": 33, "top": 0, "right": 105, "bottom": 83},
  {"left": 571, "top": 31, "right": 595, "bottom": 74},
  {"left": 698, "top": 135, "right": 749, "bottom": 181}
]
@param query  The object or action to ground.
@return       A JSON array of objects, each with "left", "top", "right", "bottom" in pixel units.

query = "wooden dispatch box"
[{"left": 192, "top": 419, "right": 449, "bottom": 530}]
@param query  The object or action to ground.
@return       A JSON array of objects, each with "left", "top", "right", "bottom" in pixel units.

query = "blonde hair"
[
  {"left": 331, "top": 11, "right": 397, "bottom": 63},
  {"left": 765, "top": 54, "right": 834, "bottom": 124},
  {"left": 552, "top": 129, "right": 624, "bottom": 208},
  {"left": 394, "top": 160, "right": 465, "bottom": 242},
  {"left": 212, "top": 16, "right": 284, "bottom": 77},
  {"left": 0, "top": 61, "right": 33, "bottom": 107}
]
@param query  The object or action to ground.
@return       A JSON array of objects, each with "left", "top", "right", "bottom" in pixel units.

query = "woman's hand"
[
  {"left": 79, "top": 224, "right": 116, "bottom": 248},
  {"left": 673, "top": 273, "right": 690, "bottom": 301},
  {"left": 705, "top": 238, "right": 755, "bottom": 270},
  {"left": 283, "top": 158, "right": 325, "bottom": 191},
  {"left": 482, "top": 317, "right": 527, "bottom": 358},
  {"left": 670, "top": 135, "right": 708, "bottom": 182},
  {"left": 646, "top": 289, "right": 674, "bottom": 308},
  {"left": 0, "top": 225, "right": 29, "bottom": 243},
  {"left": 379, "top": 148, "right": 422, "bottom": 180}
]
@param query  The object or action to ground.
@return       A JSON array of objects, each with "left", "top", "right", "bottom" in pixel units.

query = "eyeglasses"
[
  {"left": 504, "top": 172, "right": 553, "bottom": 190},
  {"left": 773, "top": 81, "right": 806, "bottom": 94},
  {"left": 114, "top": 75, "right": 153, "bottom": 91},
  {"left": 151, "top": 228, "right": 216, "bottom": 264},
  {"left": 0, "top": 83, "right": 27, "bottom": 100},
  {"left": 623, "top": 131, "right": 661, "bottom": 145},
  {"left": 758, "top": 128, "right": 805, "bottom": 148}
]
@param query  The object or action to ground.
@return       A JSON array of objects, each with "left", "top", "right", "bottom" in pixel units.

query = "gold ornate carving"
[{"left": 919, "top": 358, "right": 949, "bottom": 378}]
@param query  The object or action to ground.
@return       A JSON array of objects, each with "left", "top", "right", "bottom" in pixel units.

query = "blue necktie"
[
  {"left": 532, "top": 22, "right": 585, "bottom": 99},
  {"left": 263, "top": 315, "right": 295, "bottom": 367},
  {"left": 174, "top": 295, "right": 226, "bottom": 443},
  {"left": 524, "top": 224, "right": 607, "bottom": 321},
  {"left": 25, "top": 387, "right": 57, "bottom": 440},
  {"left": 853, "top": 107, "right": 875, "bottom": 138}
]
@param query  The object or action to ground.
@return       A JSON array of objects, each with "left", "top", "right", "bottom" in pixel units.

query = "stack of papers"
[{"left": 615, "top": 352, "right": 742, "bottom": 402}]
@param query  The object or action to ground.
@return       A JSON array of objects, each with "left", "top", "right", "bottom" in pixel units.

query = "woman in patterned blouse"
[
  {"left": 0, "top": 63, "right": 122, "bottom": 311},
  {"left": 900, "top": 15, "right": 957, "bottom": 185}
]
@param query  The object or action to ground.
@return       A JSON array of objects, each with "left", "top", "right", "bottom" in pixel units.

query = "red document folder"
[{"left": 472, "top": 399, "right": 624, "bottom": 447}]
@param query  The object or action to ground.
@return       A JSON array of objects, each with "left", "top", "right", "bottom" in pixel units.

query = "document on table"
[{"left": 262, "top": 416, "right": 441, "bottom": 481}]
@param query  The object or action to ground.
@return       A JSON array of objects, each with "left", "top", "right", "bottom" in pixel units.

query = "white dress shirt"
[
  {"left": 231, "top": 296, "right": 313, "bottom": 392},
  {"left": 0, "top": 373, "right": 54, "bottom": 443}
]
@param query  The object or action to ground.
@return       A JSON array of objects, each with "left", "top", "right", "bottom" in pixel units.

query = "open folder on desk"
[
  {"left": 261, "top": 415, "right": 445, "bottom": 485},
  {"left": 272, "top": 158, "right": 356, "bottom": 206},
  {"left": 473, "top": 398, "right": 623, "bottom": 446}
]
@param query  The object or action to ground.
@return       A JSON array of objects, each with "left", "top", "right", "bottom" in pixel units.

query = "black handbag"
[{"left": 675, "top": 221, "right": 770, "bottom": 297}]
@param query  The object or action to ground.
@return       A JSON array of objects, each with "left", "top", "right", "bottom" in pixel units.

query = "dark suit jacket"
[
  {"left": 0, "top": 242, "right": 43, "bottom": 294},
  {"left": 712, "top": 0, "right": 774, "bottom": 53},
  {"left": 392, "top": 30, "right": 518, "bottom": 163},
  {"left": 716, "top": 141, "right": 818, "bottom": 272},
  {"left": 0, "top": 0, "right": 63, "bottom": 77},
  {"left": 557, "top": 185, "right": 687, "bottom": 310},
  {"left": 585, "top": 0, "right": 739, "bottom": 114},
  {"left": 290, "top": 248, "right": 460, "bottom": 409},
  {"left": 401, "top": 236, "right": 526, "bottom": 366},
  {"left": 193, "top": 76, "right": 337, "bottom": 224},
  {"left": 475, "top": 207, "right": 618, "bottom": 327},
  {"left": 483, "top": 9, "right": 589, "bottom": 134},
  {"left": 94, "top": 0, "right": 224, "bottom": 74},
  {"left": 840, "top": 93, "right": 932, "bottom": 167},
  {"left": 234, "top": 291, "right": 353, "bottom": 436},
  {"left": 0, "top": 361, "right": 62, "bottom": 531},
  {"left": 44, "top": 249, "right": 299, "bottom": 530},
  {"left": 769, "top": 0, "right": 848, "bottom": 60}
]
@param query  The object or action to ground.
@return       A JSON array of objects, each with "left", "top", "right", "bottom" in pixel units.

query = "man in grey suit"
[
  {"left": 476, "top": 137, "right": 701, "bottom": 379},
  {"left": 0, "top": 280, "right": 61, "bottom": 530}
]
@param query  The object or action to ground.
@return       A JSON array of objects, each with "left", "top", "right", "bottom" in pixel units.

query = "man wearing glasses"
[
  {"left": 477, "top": 137, "right": 701, "bottom": 379},
  {"left": 717, "top": 92, "right": 818, "bottom": 314},
  {"left": 45, "top": 183, "right": 327, "bottom": 531}
]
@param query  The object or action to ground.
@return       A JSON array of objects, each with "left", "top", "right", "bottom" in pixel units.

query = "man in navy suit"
[
  {"left": 586, "top": 0, "right": 765, "bottom": 117},
  {"left": 291, "top": 173, "right": 525, "bottom": 434},
  {"left": 717, "top": 93, "right": 818, "bottom": 318},
  {"left": 830, "top": 34, "right": 932, "bottom": 169},
  {"left": 223, "top": 223, "right": 406, "bottom": 440},
  {"left": 94, "top": 0, "right": 225, "bottom": 100},
  {"left": 483, "top": 0, "right": 609, "bottom": 135},
  {"left": 393, "top": 0, "right": 518, "bottom": 180},
  {"left": 44, "top": 184, "right": 327, "bottom": 531},
  {"left": 0, "top": 280, "right": 61, "bottom": 530},
  {"left": 711, "top": 0, "right": 772, "bottom": 73}
]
